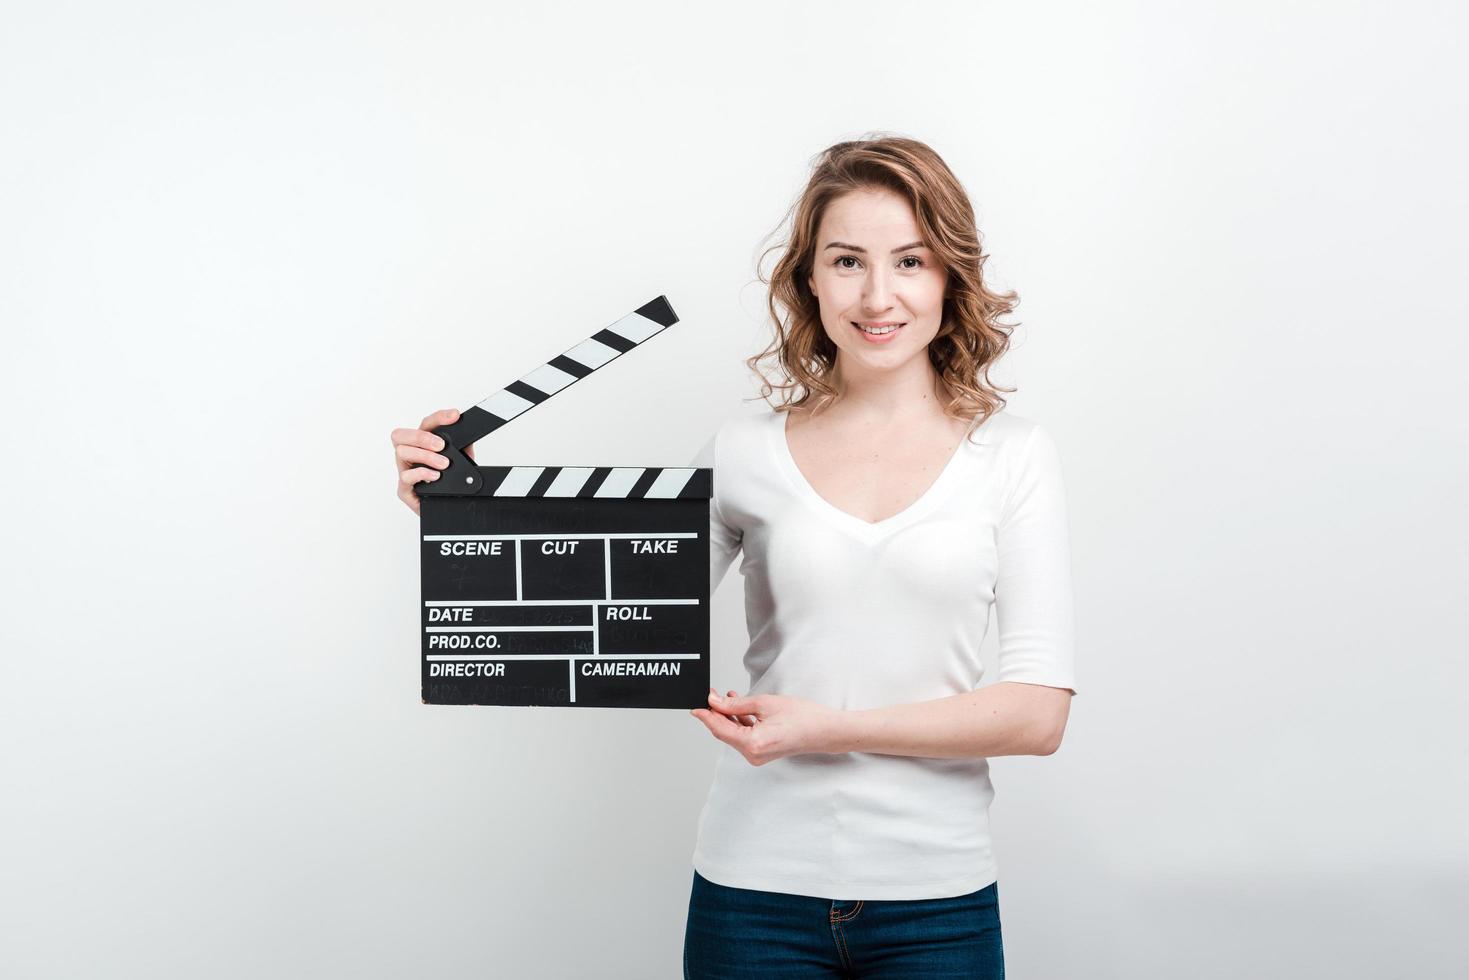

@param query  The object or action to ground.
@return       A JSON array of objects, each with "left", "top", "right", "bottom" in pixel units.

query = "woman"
[{"left": 391, "top": 135, "right": 1076, "bottom": 979}]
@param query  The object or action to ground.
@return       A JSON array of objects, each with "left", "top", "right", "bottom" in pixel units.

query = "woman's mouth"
[{"left": 853, "top": 322, "right": 905, "bottom": 343}]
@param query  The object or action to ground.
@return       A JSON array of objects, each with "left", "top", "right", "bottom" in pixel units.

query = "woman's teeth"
[{"left": 854, "top": 323, "right": 904, "bottom": 335}]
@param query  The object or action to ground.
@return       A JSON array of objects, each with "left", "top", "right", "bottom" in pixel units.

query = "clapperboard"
[{"left": 415, "top": 296, "right": 712, "bottom": 709}]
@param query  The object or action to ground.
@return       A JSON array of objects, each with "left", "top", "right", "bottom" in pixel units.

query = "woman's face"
[{"left": 806, "top": 187, "right": 947, "bottom": 375}]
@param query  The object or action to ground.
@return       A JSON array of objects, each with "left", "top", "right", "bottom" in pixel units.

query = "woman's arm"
[
  {"left": 834, "top": 681, "right": 1072, "bottom": 758},
  {"left": 696, "top": 681, "right": 1071, "bottom": 765}
]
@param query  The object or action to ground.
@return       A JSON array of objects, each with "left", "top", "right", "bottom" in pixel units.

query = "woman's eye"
[{"left": 834, "top": 255, "right": 923, "bottom": 270}]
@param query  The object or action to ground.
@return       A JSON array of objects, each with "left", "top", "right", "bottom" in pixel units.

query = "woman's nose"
[{"left": 862, "top": 270, "right": 895, "bottom": 311}]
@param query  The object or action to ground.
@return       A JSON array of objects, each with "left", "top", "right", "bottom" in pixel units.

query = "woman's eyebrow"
[{"left": 823, "top": 240, "right": 926, "bottom": 253}]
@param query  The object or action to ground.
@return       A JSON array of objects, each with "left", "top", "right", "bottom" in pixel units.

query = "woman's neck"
[{"left": 823, "top": 356, "right": 947, "bottom": 424}]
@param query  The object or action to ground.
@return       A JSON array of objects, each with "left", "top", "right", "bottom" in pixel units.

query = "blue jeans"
[{"left": 683, "top": 870, "right": 1005, "bottom": 979}]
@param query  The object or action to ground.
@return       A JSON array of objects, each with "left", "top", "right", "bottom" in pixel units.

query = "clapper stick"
[
  {"left": 415, "top": 295, "right": 713, "bottom": 709},
  {"left": 418, "top": 295, "right": 683, "bottom": 497}
]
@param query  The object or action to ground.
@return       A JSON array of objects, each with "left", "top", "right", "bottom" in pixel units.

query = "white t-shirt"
[{"left": 687, "top": 406, "right": 1077, "bottom": 900}]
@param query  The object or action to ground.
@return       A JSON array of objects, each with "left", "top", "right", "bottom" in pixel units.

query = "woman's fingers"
[
  {"left": 391, "top": 426, "right": 447, "bottom": 451},
  {"left": 698, "top": 687, "right": 756, "bottom": 727},
  {"left": 395, "top": 443, "right": 451, "bottom": 470},
  {"left": 391, "top": 427, "right": 448, "bottom": 454},
  {"left": 392, "top": 409, "right": 462, "bottom": 513},
  {"left": 424, "top": 407, "right": 473, "bottom": 461},
  {"left": 420, "top": 407, "right": 460, "bottom": 431},
  {"left": 692, "top": 706, "right": 746, "bottom": 741},
  {"left": 397, "top": 466, "right": 442, "bottom": 514},
  {"left": 717, "top": 688, "right": 756, "bottom": 726},
  {"left": 727, "top": 690, "right": 756, "bottom": 726},
  {"left": 389, "top": 428, "right": 447, "bottom": 476}
]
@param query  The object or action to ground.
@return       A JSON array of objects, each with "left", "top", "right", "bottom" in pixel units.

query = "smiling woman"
[
  {"left": 747, "top": 134, "right": 1021, "bottom": 433},
  {"left": 677, "top": 133, "right": 1077, "bottom": 980},
  {"left": 388, "top": 132, "right": 1073, "bottom": 980}
]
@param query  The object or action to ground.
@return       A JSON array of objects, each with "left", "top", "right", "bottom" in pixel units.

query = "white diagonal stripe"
[
  {"left": 477, "top": 388, "right": 536, "bottom": 421},
  {"left": 520, "top": 362, "right": 578, "bottom": 396},
  {"left": 494, "top": 467, "right": 544, "bottom": 496},
  {"left": 593, "top": 468, "right": 644, "bottom": 497},
  {"left": 545, "top": 467, "right": 597, "bottom": 497},
  {"left": 645, "top": 468, "right": 697, "bottom": 498},
  {"left": 604, "top": 311, "right": 665, "bottom": 345},
  {"left": 562, "top": 338, "right": 620, "bottom": 370}
]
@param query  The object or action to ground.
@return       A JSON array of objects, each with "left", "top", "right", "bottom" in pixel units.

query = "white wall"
[{"left": 2, "top": 2, "right": 1464, "bottom": 977}]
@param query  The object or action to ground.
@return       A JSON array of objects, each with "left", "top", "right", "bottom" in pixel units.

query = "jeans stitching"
[
  {"left": 828, "top": 914, "right": 852, "bottom": 971},
  {"left": 832, "top": 899, "right": 863, "bottom": 922}
]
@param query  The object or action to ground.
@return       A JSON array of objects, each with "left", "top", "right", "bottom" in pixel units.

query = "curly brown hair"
[{"left": 746, "top": 133, "right": 1020, "bottom": 442}]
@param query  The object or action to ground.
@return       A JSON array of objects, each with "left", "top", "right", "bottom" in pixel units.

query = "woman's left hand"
[{"left": 691, "top": 688, "right": 847, "bottom": 765}]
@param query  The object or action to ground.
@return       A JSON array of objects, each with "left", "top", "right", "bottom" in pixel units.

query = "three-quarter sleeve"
[
  {"left": 993, "top": 424, "right": 1078, "bottom": 695},
  {"left": 690, "top": 428, "right": 743, "bottom": 593}
]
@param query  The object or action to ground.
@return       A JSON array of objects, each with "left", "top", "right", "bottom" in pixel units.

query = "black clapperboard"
[{"left": 415, "top": 296, "right": 712, "bottom": 709}]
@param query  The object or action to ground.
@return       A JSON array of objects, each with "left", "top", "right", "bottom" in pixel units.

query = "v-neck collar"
[{"left": 768, "top": 409, "right": 978, "bottom": 545}]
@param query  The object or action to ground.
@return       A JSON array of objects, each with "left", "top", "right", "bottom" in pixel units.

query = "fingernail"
[{"left": 710, "top": 692, "right": 722, "bottom": 701}]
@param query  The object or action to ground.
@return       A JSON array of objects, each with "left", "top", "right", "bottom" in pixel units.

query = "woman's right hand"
[{"left": 392, "top": 407, "right": 476, "bottom": 515}]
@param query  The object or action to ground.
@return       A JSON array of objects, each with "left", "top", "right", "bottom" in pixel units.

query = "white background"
[{"left": 2, "top": 2, "right": 1465, "bottom": 977}]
